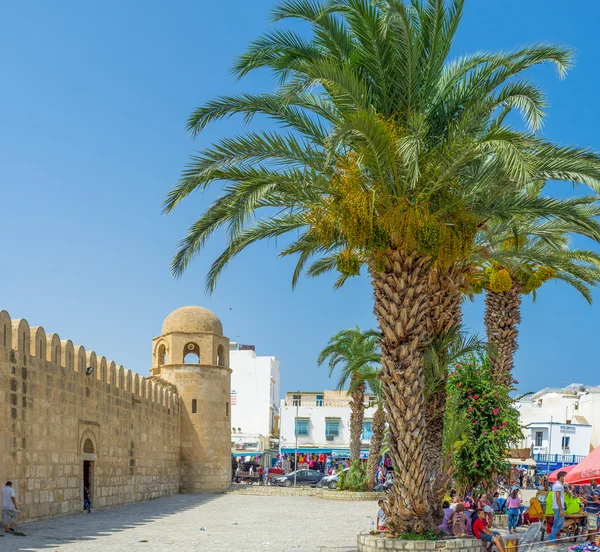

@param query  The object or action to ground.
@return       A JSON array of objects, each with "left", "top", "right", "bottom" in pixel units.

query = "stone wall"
[
  {"left": 0, "top": 310, "right": 181, "bottom": 523},
  {"left": 357, "top": 532, "right": 488, "bottom": 552}
]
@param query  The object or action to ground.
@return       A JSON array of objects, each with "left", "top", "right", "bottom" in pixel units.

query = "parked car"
[
  {"left": 271, "top": 470, "right": 323, "bottom": 487},
  {"left": 316, "top": 467, "right": 350, "bottom": 490}
]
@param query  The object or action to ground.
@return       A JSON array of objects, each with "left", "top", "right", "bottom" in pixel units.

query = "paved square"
[{"left": 1, "top": 494, "right": 374, "bottom": 551}]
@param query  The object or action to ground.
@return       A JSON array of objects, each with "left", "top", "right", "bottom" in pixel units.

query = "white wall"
[
  {"left": 578, "top": 394, "right": 600, "bottom": 449},
  {"left": 523, "top": 423, "right": 592, "bottom": 457},
  {"left": 230, "top": 348, "right": 280, "bottom": 450},
  {"left": 279, "top": 400, "right": 376, "bottom": 452},
  {"left": 515, "top": 386, "right": 600, "bottom": 455}
]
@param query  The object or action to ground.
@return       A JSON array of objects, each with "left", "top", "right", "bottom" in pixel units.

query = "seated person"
[
  {"left": 492, "top": 492, "right": 504, "bottom": 513},
  {"left": 438, "top": 501, "right": 454, "bottom": 534},
  {"left": 523, "top": 497, "right": 544, "bottom": 525},
  {"left": 376, "top": 499, "right": 388, "bottom": 531},
  {"left": 452, "top": 503, "right": 469, "bottom": 536},
  {"left": 473, "top": 509, "right": 506, "bottom": 552}
]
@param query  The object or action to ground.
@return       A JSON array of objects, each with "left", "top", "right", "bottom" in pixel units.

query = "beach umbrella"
[
  {"left": 565, "top": 445, "right": 600, "bottom": 485},
  {"left": 548, "top": 464, "right": 576, "bottom": 482}
]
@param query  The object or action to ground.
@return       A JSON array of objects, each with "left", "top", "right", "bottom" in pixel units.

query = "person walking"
[
  {"left": 506, "top": 488, "right": 521, "bottom": 534},
  {"left": 2, "top": 481, "right": 19, "bottom": 533},
  {"left": 549, "top": 471, "right": 567, "bottom": 545}
]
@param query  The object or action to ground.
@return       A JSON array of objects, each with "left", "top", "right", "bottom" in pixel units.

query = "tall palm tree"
[
  {"left": 471, "top": 215, "right": 600, "bottom": 385},
  {"left": 318, "top": 327, "right": 380, "bottom": 462},
  {"left": 164, "top": 0, "right": 600, "bottom": 532}
]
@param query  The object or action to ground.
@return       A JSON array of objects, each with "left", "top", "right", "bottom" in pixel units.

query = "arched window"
[
  {"left": 157, "top": 344, "right": 166, "bottom": 366},
  {"left": 216, "top": 344, "right": 225, "bottom": 367},
  {"left": 183, "top": 342, "right": 200, "bottom": 364},
  {"left": 83, "top": 438, "right": 95, "bottom": 454}
]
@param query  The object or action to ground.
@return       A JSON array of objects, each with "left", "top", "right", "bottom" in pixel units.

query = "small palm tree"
[
  {"left": 348, "top": 365, "right": 385, "bottom": 491},
  {"left": 318, "top": 327, "right": 380, "bottom": 462}
]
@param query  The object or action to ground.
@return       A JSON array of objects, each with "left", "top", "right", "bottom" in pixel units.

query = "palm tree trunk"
[
  {"left": 423, "top": 267, "right": 465, "bottom": 523},
  {"left": 371, "top": 250, "right": 464, "bottom": 534},
  {"left": 366, "top": 406, "right": 385, "bottom": 491},
  {"left": 349, "top": 372, "right": 366, "bottom": 463},
  {"left": 484, "top": 281, "right": 522, "bottom": 386}
]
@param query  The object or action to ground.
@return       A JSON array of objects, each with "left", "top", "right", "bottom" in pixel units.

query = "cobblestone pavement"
[{"left": 0, "top": 493, "right": 374, "bottom": 552}]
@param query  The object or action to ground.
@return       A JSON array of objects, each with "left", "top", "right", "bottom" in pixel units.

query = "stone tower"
[{"left": 151, "top": 306, "right": 231, "bottom": 493}]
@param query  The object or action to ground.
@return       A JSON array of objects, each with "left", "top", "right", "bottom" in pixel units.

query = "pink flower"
[
  {"left": 474, "top": 395, "right": 479, "bottom": 399},
  {"left": 468, "top": 389, "right": 473, "bottom": 394},
  {"left": 492, "top": 426, "right": 497, "bottom": 431},
  {"left": 513, "top": 379, "right": 519, "bottom": 384},
  {"left": 493, "top": 408, "right": 499, "bottom": 415},
  {"left": 456, "top": 364, "right": 461, "bottom": 369},
  {"left": 473, "top": 421, "right": 479, "bottom": 425},
  {"left": 456, "top": 383, "right": 461, "bottom": 387},
  {"left": 473, "top": 462, "right": 478, "bottom": 467},
  {"left": 503, "top": 421, "right": 508, "bottom": 426},
  {"left": 468, "top": 407, "right": 473, "bottom": 412}
]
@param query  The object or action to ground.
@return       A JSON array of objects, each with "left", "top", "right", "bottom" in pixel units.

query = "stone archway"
[{"left": 80, "top": 431, "right": 97, "bottom": 512}]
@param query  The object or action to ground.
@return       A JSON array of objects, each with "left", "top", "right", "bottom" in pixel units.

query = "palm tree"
[
  {"left": 348, "top": 365, "right": 385, "bottom": 491},
  {"left": 471, "top": 214, "right": 600, "bottom": 385},
  {"left": 422, "top": 329, "right": 485, "bottom": 512},
  {"left": 164, "top": 0, "right": 600, "bottom": 532},
  {"left": 318, "top": 327, "right": 380, "bottom": 462}
]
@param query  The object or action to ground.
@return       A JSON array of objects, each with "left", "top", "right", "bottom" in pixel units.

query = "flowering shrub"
[{"left": 446, "top": 354, "right": 522, "bottom": 492}]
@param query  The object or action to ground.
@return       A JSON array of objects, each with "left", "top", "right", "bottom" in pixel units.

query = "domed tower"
[{"left": 151, "top": 306, "right": 231, "bottom": 493}]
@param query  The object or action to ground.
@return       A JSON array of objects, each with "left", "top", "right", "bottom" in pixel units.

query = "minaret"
[{"left": 151, "top": 306, "right": 231, "bottom": 493}]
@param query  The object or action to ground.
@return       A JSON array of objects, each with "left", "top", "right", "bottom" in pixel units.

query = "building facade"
[
  {"left": 516, "top": 384, "right": 599, "bottom": 469},
  {"left": 278, "top": 390, "right": 376, "bottom": 459},
  {"left": 0, "top": 305, "right": 231, "bottom": 523},
  {"left": 230, "top": 343, "right": 280, "bottom": 461}
]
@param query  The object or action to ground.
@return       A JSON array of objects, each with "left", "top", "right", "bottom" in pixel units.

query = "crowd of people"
[{"left": 371, "top": 475, "right": 600, "bottom": 550}]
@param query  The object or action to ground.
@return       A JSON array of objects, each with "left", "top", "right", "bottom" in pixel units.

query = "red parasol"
[
  {"left": 548, "top": 464, "right": 575, "bottom": 482},
  {"left": 565, "top": 445, "right": 600, "bottom": 485}
]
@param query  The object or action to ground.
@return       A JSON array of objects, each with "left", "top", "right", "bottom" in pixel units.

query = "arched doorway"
[{"left": 81, "top": 436, "right": 96, "bottom": 513}]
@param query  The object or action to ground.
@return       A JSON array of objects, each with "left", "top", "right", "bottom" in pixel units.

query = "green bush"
[
  {"left": 400, "top": 530, "right": 439, "bottom": 541},
  {"left": 338, "top": 459, "right": 368, "bottom": 491}
]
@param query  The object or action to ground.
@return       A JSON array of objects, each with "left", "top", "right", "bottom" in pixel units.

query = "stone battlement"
[{"left": 0, "top": 309, "right": 178, "bottom": 412}]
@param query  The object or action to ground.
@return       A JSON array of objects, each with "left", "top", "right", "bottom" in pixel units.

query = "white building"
[
  {"left": 230, "top": 343, "right": 280, "bottom": 461},
  {"left": 279, "top": 390, "right": 377, "bottom": 460},
  {"left": 515, "top": 384, "right": 599, "bottom": 469}
]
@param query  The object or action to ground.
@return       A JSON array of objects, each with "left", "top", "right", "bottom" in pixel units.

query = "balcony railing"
[
  {"left": 283, "top": 399, "right": 373, "bottom": 408},
  {"left": 533, "top": 453, "right": 585, "bottom": 464}
]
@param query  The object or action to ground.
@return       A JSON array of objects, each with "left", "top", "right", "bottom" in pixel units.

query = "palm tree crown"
[{"left": 318, "top": 327, "right": 379, "bottom": 462}]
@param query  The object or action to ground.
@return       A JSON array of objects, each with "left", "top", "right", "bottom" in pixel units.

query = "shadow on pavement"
[{"left": 1, "top": 493, "right": 220, "bottom": 552}]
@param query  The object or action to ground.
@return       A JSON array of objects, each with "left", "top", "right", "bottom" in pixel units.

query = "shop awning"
[
  {"left": 281, "top": 448, "right": 332, "bottom": 454},
  {"left": 332, "top": 449, "right": 370, "bottom": 458},
  {"left": 566, "top": 445, "right": 600, "bottom": 484},
  {"left": 232, "top": 452, "right": 263, "bottom": 457},
  {"left": 507, "top": 457, "right": 536, "bottom": 467}
]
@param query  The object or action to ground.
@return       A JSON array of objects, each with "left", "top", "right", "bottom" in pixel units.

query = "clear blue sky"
[{"left": 2, "top": 0, "right": 599, "bottom": 398}]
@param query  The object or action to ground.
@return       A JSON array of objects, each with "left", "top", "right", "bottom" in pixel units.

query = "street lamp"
[{"left": 294, "top": 390, "right": 299, "bottom": 488}]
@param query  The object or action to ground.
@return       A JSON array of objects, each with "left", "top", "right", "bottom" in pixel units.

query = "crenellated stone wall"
[{"left": 0, "top": 309, "right": 181, "bottom": 523}]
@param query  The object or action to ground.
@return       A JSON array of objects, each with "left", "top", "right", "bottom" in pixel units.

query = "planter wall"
[
  {"left": 493, "top": 515, "right": 508, "bottom": 528},
  {"left": 357, "top": 532, "right": 487, "bottom": 552},
  {"left": 228, "top": 485, "right": 384, "bottom": 501}
]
